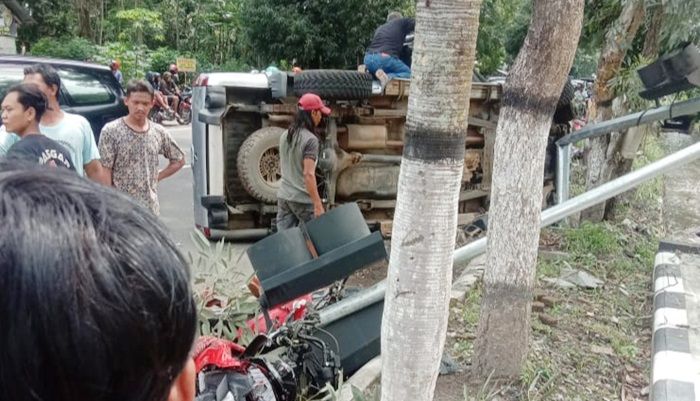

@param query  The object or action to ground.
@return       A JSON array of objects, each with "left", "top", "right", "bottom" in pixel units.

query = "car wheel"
[{"left": 237, "top": 127, "right": 286, "bottom": 204}]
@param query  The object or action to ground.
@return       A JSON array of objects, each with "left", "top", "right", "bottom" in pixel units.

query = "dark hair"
[
  {"left": 126, "top": 79, "right": 155, "bottom": 97},
  {"left": 23, "top": 63, "right": 62, "bottom": 97},
  {"left": 5, "top": 83, "right": 48, "bottom": 122},
  {"left": 287, "top": 109, "right": 316, "bottom": 144},
  {"left": 0, "top": 163, "right": 197, "bottom": 401}
]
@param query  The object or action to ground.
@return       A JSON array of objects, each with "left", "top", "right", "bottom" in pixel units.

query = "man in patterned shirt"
[{"left": 98, "top": 79, "right": 185, "bottom": 215}]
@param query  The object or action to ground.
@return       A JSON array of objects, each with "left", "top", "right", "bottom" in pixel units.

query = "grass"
[
  {"left": 632, "top": 132, "right": 665, "bottom": 204},
  {"left": 563, "top": 222, "right": 621, "bottom": 257}
]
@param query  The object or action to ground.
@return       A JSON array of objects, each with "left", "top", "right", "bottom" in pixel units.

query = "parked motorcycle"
[
  {"left": 148, "top": 88, "right": 192, "bottom": 125},
  {"left": 146, "top": 71, "right": 192, "bottom": 125}
]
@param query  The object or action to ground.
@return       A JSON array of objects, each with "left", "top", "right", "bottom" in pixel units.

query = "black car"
[{"left": 0, "top": 55, "right": 127, "bottom": 140}]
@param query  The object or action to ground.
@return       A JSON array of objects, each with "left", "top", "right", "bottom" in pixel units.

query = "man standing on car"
[
  {"left": 363, "top": 11, "right": 415, "bottom": 87},
  {"left": 276, "top": 93, "right": 330, "bottom": 231},
  {"left": 3, "top": 64, "right": 107, "bottom": 182},
  {"left": 98, "top": 79, "right": 185, "bottom": 215}
]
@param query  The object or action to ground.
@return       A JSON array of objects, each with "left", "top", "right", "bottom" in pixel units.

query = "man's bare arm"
[
  {"left": 303, "top": 158, "right": 324, "bottom": 217},
  {"left": 158, "top": 158, "right": 185, "bottom": 181},
  {"left": 85, "top": 160, "right": 110, "bottom": 185}
]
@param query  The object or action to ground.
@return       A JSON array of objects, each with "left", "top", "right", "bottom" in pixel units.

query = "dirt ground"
[{"left": 349, "top": 138, "right": 664, "bottom": 401}]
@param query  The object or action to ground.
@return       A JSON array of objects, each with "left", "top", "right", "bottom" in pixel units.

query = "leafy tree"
[
  {"left": 149, "top": 47, "right": 180, "bottom": 74},
  {"left": 476, "top": 0, "right": 529, "bottom": 75},
  {"left": 108, "top": 8, "right": 165, "bottom": 46},
  {"left": 238, "top": 0, "right": 412, "bottom": 69},
  {"left": 17, "top": 0, "right": 75, "bottom": 49}
]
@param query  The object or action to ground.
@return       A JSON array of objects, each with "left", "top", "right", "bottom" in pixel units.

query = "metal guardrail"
[
  {"left": 555, "top": 97, "right": 700, "bottom": 204},
  {"left": 320, "top": 129, "right": 700, "bottom": 325}
]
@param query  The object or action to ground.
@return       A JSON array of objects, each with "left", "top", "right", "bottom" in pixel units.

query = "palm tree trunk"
[
  {"left": 380, "top": 1, "right": 482, "bottom": 400},
  {"left": 472, "top": 0, "right": 584, "bottom": 380}
]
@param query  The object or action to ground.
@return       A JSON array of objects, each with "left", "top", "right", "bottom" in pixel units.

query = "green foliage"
[
  {"left": 92, "top": 42, "right": 151, "bottom": 83},
  {"left": 476, "top": 0, "right": 530, "bottom": 75},
  {"left": 149, "top": 47, "right": 180, "bottom": 75},
  {"left": 239, "top": 0, "right": 412, "bottom": 69},
  {"left": 111, "top": 8, "right": 165, "bottom": 46},
  {"left": 29, "top": 36, "right": 96, "bottom": 61},
  {"left": 564, "top": 222, "right": 621, "bottom": 256},
  {"left": 609, "top": 55, "right": 653, "bottom": 112},
  {"left": 660, "top": 0, "right": 700, "bottom": 51},
  {"left": 189, "top": 231, "right": 259, "bottom": 342},
  {"left": 17, "top": 0, "right": 75, "bottom": 46}
]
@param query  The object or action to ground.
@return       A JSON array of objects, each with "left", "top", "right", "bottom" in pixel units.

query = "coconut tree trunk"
[
  {"left": 581, "top": 0, "right": 645, "bottom": 222},
  {"left": 380, "top": 1, "right": 482, "bottom": 400},
  {"left": 472, "top": 0, "right": 584, "bottom": 379}
]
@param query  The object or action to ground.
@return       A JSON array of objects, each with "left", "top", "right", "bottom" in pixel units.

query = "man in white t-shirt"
[{"left": 1, "top": 64, "right": 107, "bottom": 183}]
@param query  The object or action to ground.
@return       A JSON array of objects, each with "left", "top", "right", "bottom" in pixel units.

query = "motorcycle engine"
[{"left": 195, "top": 320, "right": 341, "bottom": 401}]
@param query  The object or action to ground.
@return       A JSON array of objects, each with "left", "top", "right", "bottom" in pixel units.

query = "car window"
[
  {"left": 0, "top": 65, "right": 25, "bottom": 100},
  {"left": 59, "top": 69, "right": 115, "bottom": 106}
]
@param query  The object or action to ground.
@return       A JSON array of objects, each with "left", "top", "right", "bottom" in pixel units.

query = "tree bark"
[
  {"left": 581, "top": 0, "right": 645, "bottom": 222},
  {"left": 380, "top": 1, "right": 482, "bottom": 400},
  {"left": 472, "top": 0, "right": 584, "bottom": 380},
  {"left": 642, "top": 2, "right": 664, "bottom": 59},
  {"left": 74, "top": 0, "right": 94, "bottom": 40}
]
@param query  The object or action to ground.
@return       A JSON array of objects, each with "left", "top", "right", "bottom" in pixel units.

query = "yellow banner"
[{"left": 176, "top": 58, "right": 197, "bottom": 72}]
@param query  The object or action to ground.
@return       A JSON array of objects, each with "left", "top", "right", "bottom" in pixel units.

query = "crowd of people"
[{"left": 0, "top": 63, "right": 185, "bottom": 215}]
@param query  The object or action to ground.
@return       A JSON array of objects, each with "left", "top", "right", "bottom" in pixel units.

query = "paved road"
[{"left": 157, "top": 122, "right": 253, "bottom": 275}]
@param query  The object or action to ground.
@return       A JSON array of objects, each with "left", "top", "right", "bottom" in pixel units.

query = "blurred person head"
[
  {"left": 0, "top": 163, "right": 197, "bottom": 401},
  {"left": 23, "top": 63, "right": 62, "bottom": 102},
  {"left": 163, "top": 71, "right": 173, "bottom": 82},
  {"left": 110, "top": 60, "right": 120, "bottom": 71},
  {"left": 1, "top": 83, "right": 47, "bottom": 136}
]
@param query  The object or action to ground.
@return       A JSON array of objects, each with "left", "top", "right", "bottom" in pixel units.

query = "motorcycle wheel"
[{"left": 178, "top": 107, "right": 192, "bottom": 125}]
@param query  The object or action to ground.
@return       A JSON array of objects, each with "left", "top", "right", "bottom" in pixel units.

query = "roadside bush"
[
  {"left": 93, "top": 42, "right": 151, "bottom": 83},
  {"left": 30, "top": 37, "right": 96, "bottom": 61}
]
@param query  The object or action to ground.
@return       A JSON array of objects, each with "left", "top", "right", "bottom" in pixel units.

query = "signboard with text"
[{"left": 176, "top": 58, "right": 197, "bottom": 72}]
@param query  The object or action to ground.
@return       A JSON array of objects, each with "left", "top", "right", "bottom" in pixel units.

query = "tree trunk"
[
  {"left": 472, "top": 0, "right": 584, "bottom": 380},
  {"left": 380, "top": 1, "right": 482, "bottom": 400},
  {"left": 581, "top": 0, "right": 645, "bottom": 222},
  {"left": 74, "top": 0, "right": 94, "bottom": 40},
  {"left": 643, "top": 2, "right": 664, "bottom": 59}
]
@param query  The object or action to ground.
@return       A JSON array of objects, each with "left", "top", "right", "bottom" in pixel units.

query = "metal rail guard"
[
  {"left": 319, "top": 139, "right": 700, "bottom": 325},
  {"left": 555, "top": 97, "right": 700, "bottom": 204}
]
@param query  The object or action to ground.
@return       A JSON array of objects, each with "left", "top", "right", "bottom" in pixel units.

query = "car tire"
[
  {"left": 553, "top": 80, "right": 576, "bottom": 124},
  {"left": 224, "top": 112, "right": 262, "bottom": 203},
  {"left": 293, "top": 70, "right": 373, "bottom": 100},
  {"left": 237, "top": 126, "right": 286, "bottom": 204}
]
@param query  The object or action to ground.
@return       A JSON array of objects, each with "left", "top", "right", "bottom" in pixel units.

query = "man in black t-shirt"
[
  {"left": 6, "top": 134, "right": 75, "bottom": 170},
  {"left": 364, "top": 11, "right": 415, "bottom": 87}
]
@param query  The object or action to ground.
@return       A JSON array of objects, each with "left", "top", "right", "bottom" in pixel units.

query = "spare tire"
[
  {"left": 557, "top": 80, "right": 575, "bottom": 109},
  {"left": 553, "top": 80, "right": 576, "bottom": 124},
  {"left": 294, "top": 70, "right": 373, "bottom": 100},
  {"left": 237, "top": 127, "right": 286, "bottom": 204}
]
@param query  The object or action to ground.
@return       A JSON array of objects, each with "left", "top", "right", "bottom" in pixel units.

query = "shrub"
[{"left": 30, "top": 37, "right": 96, "bottom": 61}]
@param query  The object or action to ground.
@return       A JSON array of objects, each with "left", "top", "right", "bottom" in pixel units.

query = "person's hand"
[
  {"left": 350, "top": 152, "right": 363, "bottom": 165},
  {"left": 314, "top": 203, "right": 325, "bottom": 218}
]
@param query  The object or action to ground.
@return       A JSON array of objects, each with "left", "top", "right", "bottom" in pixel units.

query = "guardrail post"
[{"left": 556, "top": 144, "right": 571, "bottom": 205}]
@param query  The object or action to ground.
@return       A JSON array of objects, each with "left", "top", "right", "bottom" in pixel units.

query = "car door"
[{"left": 58, "top": 68, "right": 127, "bottom": 141}]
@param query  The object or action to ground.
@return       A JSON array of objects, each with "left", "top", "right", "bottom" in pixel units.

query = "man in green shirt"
[{"left": 276, "top": 93, "right": 330, "bottom": 230}]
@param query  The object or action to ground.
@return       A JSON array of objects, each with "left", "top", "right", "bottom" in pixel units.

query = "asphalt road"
[{"left": 157, "top": 122, "right": 253, "bottom": 275}]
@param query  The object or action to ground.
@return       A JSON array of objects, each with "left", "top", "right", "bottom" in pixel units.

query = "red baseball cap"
[{"left": 298, "top": 93, "right": 331, "bottom": 116}]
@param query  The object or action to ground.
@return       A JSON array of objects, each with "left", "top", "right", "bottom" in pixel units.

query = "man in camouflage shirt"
[{"left": 98, "top": 80, "right": 185, "bottom": 215}]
